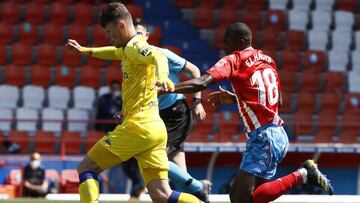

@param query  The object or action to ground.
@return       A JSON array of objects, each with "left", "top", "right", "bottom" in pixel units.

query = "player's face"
[
  {"left": 135, "top": 25, "right": 149, "bottom": 41},
  {"left": 104, "top": 21, "right": 126, "bottom": 48},
  {"left": 223, "top": 36, "right": 235, "bottom": 54}
]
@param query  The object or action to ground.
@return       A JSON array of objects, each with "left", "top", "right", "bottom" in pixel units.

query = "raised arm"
[
  {"left": 66, "top": 39, "right": 123, "bottom": 60},
  {"left": 172, "top": 74, "right": 214, "bottom": 94}
]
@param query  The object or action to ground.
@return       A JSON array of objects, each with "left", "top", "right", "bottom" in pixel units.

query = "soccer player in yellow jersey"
[{"left": 66, "top": 3, "right": 200, "bottom": 203}]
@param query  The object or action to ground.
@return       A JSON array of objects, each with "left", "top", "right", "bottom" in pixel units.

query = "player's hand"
[
  {"left": 193, "top": 103, "right": 206, "bottom": 121},
  {"left": 208, "top": 86, "right": 236, "bottom": 106},
  {"left": 65, "top": 39, "right": 87, "bottom": 54},
  {"left": 156, "top": 78, "right": 175, "bottom": 94},
  {"left": 113, "top": 111, "right": 123, "bottom": 125}
]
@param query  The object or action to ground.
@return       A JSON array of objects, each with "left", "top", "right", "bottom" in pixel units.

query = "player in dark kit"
[{"left": 161, "top": 22, "right": 333, "bottom": 203}]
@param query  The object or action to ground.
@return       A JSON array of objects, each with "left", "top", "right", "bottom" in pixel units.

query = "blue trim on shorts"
[{"left": 79, "top": 170, "right": 98, "bottom": 183}]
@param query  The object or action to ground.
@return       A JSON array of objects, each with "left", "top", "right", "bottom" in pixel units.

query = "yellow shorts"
[{"left": 87, "top": 118, "right": 169, "bottom": 185}]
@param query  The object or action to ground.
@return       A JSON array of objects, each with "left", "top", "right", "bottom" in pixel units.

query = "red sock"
[{"left": 252, "top": 171, "right": 303, "bottom": 203}]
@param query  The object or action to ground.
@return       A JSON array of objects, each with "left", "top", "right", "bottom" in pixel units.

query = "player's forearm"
[
  {"left": 81, "top": 46, "right": 122, "bottom": 60},
  {"left": 185, "top": 61, "right": 202, "bottom": 98},
  {"left": 174, "top": 75, "right": 212, "bottom": 94}
]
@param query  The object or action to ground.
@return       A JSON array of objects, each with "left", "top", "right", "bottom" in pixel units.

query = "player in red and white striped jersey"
[{"left": 160, "top": 22, "right": 333, "bottom": 203}]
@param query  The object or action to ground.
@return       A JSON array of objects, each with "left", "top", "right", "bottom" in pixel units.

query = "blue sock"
[
  {"left": 79, "top": 170, "right": 98, "bottom": 183},
  {"left": 168, "top": 161, "right": 203, "bottom": 194},
  {"left": 167, "top": 191, "right": 180, "bottom": 203}
]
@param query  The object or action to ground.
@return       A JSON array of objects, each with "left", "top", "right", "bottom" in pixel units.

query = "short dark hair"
[
  {"left": 100, "top": 2, "right": 132, "bottom": 28},
  {"left": 224, "top": 22, "right": 252, "bottom": 45},
  {"left": 110, "top": 80, "right": 121, "bottom": 86},
  {"left": 133, "top": 18, "right": 147, "bottom": 28}
]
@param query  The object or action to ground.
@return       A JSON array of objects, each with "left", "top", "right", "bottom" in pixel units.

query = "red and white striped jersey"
[{"left": 207, "top": 47, "right": 283, "bottom": 132}]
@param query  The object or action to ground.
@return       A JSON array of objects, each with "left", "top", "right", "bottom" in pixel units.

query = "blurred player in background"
[
  {"left": 160, "top": 22, "right": 333, "bottom": 203},
  {"left": 134, "top": 18, "right": 210, "bottom": 202},
  {"left": 66, "top": 3, "right": 200, "bottom": 203}
]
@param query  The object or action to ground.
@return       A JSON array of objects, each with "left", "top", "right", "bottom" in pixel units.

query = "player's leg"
[
  {"left": 121, "top": 157, "right": 145, "bottom": 198},
  {"left": 170, "top": 150, "right": 187, "bottom": 171},
  {"left": 77, "top": 140, "right": 123, "bottom": 203}
]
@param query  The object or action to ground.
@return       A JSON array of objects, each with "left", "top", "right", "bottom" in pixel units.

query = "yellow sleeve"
[
  {"left": 125, "top": 40, "right": 169, "bottom": 80},
  {"left": 81, "top": 46, "right": 123, "bottom": 61}
]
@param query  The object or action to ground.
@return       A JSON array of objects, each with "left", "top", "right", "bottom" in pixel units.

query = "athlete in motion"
[
  {"left": 66, "top": 3, "right": 200, "bottom": 203},
  {"left": 161, "top": 22, "right": 334, "bottom": 203}
]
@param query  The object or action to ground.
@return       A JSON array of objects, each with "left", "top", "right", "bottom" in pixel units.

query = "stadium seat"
[
  {"left": 49, "top": 2, "right": 70, "bottom": 24},
  {"left": 73, "top": 86, "right": 96, "bottom": 110},
  {"left": 188, "top": 125, "right": 219, "bottom": 142},
  {"left": 296, "top": 91, "right": 317, "bottom": 114},
  {"left": 243, "top": 0, "right": 266, "bottom": 11},
  {"left": 86, "top": 131, "right": 103, "bottom": 150},
  {"left": 16, "top": 108, "right": 38, "bottom": 132},
  {"left": 66, "top": 23, "right": 89, "bottom": 46},
  {"left": 33, "top": 0, "right": 52, "bottom": 4},
  {"left": 8, "top": 131, "right": 30, "bottom": 153},
  {"left": 0, "top": 2, "right": 20, "bottom": 24},
  {"left": 4, "top": 65, "right": 26, "bottom": 87},
  {"left": 48, "top": 85, "right": 70, "bottom": 109},
  {"left": 356, "top": 32, "right": 360, "bottom": 51},
  {"left": 55, "top": 66, "right": 76, "bottom": 88},
  {"left": 105, "top": 65, "right": 123, "bottom": 85},
  {"left": 62, "top": 131, "right": 82, "bottom": 154},
  {"left": 194, "top": 7, "right": 214, "bottom": 28},
  {"left": 269, "top": 0, "right": 288, "bottom": 10},
  {"left": 37, "top": 43, "right": 58, "bottom": 66},
  {"left": 319, "top": 92, "right": 341, "bottom": 115},
  {"left": 34, "top": 131, "right": 57, "bottom": 153},
  {"left": 6, "top": 169, "right": 22, "bottom": 186},
  {"left": 337, "top": 131, "right": 358, "bottom": 144},
  {"left": 348, "top": 71, "right": 360, "bottom": 93},
  {"left": 303, "top": 50, "right": 326, "bottom": 72},
  {"left": 300, "top": 69, "right": 322, "bottom": 92},
  {"left": 30, "top": 65, "right": 51, "bottom": 87},
  {"left": 126, "top": 4, "right": 143, "bottom": 18},
  {"left": 293, "top": 112, "right": 314, "bottom": 136},
  {"left": 61, "top": 47, "right": 84, "bottom": 68},
  {"left": 263, "top": 10, "right": 286, "bottom": 31},
  {"left": 199, "top": 0, "right": 217, "bottom": 8},
  {"left": 0, "top": 108, "right": 13, "bottom": 132},
  {"left": 316, "top": 111, "right": 338, "bottom": 135},
  {"left": 279, "top": 69, "right": 299, "bottom": 92},
  {"left": 18, "top": 23, "right": 40, "bottom": 44},
  {"left": 336, "top": 0, "right": 358, "bottom": 12},
  {"left": 162, "top": 45, "right": 182, "bottom": 56},
  {"left": 60, "top": 169, "right": 79, "bottom": 193},
  {"left": 73, "top": 3, "right": 95, "bottom": 25},
  {"left": 292, "top": 0, "right": 312, "bottom": 11},
  {"left": 312, "top": 131, "right": 334, "bottom": 143},
  {"left": 344, "top": 93, "right": 360, "bottom": 114},
  {"left": 11, "top": 43, "right": 34, "bottom": 65},
  {"left": 79, "top": 66, "right": 101, "bottom": 88},
  {"left": 351, "top": 51, "right": 360, "bottom": 71},
  {"left": 43, "top": 23, "right": 65, "bottom": 45},
  {"left": 328, "top": 50, "right": 349, "bottom": 72},
  {"left": 0, "top": 45, "right": 7, "bottom": 65},
  {"left": 331, "top": 31, "right": 352, "bottom": 52},
  {"left": 222, "top": 0, "right": 243, "bottom": 8},
  {"left": 340, "top": 112, "right": 360, "bottom": 135},
  {"left": 283, "top": 30, "right": 306, "bottom": 51},
  {"left": 279, "top": 91, "right": 293, "bottom": 114},
  {"left": 240, "top": 10, "right": 262, "bottom": 32},
  {"left": 25, "top": 2, "right": 46, "bottom": 24},
  {"left": 0, "top": 85, "right": 19, "bottom": 109},
  {"left": 0, "top": 23, "right": 14, "bottom": 45},
  {"left": 45, "top": 169, "right": 60, "bottom": 183},
  {"left": 311, "top": 10, "right": 332, "bottom": 31},
  {"left": 22, "top": 85, "right": 45, "bottom": 109},
  {"left": 324, "top": 71, "right": 346, "bottom": 93},
  {"left": 175, "top": 0, "right": 194, "bottom": 8},
  {"left": 98, "top": 86, "right": 110, "bottom": 97},
  {"left": 279, "top": 50, "right": 301, "bottom": 71},
  {"left": 218, "top": 7, "right": 238, "bottom": 26},
  {"left": 308, "top": 30, "right": 329, "bottom": 51},
  {"left": 315, "top": 0, "right": 335, "bottom": 11},
  {"left": 41, "top": 108, "right": 64, "bottom": 133},
  {"left": 219, "top": 123, "right": 246, "bottom": 143},
  {"left": 67, "top": 108, "right": 89, "bottom": 132},
  {"left": 260, "top": 29, "right": 282, "bottom": 51},
  {"left": 91, "top": 25, "right": 109, "bottom": 46},
  {"left": 214, "top": 25, "right": 227, "bottom": 49},
  {"left": 288, "top": 10, "right": 309, "bottom": 31},
  {"left": 334, "top": 11, "right": 355, "bottom": 31}
]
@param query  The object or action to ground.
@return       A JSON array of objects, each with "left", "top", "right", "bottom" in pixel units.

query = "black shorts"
[{"left": 159, "top": 99, "right": 193, "bottom": 157}]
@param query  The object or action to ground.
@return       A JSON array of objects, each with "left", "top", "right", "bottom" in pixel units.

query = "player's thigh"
[{"left": 230, "top": 170, "right": 257, "bottom": 203}]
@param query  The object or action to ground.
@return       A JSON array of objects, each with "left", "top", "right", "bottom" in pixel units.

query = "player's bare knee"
[{"left": 77, "top": 155, "right": 103, "bottom": 174}]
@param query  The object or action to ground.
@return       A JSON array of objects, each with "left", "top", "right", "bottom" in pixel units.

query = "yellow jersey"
[{"left": 85, "top": 34, "right": 169, "bottom": 120}]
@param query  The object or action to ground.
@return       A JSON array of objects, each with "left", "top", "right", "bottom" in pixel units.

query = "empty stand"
[
  {"left": 296, "top": 91, "right": 317, "bottom": 114},
  {"left": 25, "top": 2, "right": 46, "bottom": 24},
  {"left": 4, "top": 65, "right": 26, "bottom": 87},
  {"left": 328, "top": 50, "right": 349, "bottom": 72},
  {"left": 67, "top": 108, "right": 89, "bottom": 132},
  {"left": 41, "top": 108, "right": 64, "bottom": 133},
  {"left": 311, "top": 10, "right": 332, "bottom": 31},
  {"left": 34, "top": 131, "right": 57, "bottom": 153},
  {"left": 49, "top": 2, "right": 70, "bottom": 24},
  {"left": 16, "top": 108, "right": 38, "bottom": 132},
  {"left": 86, "top": 131, "right": 104, "bottom": 150},
  {"left": 283, "top": 30, "right": 306, "bottom": 51},
  {"left": 315, "top": 0, "right": 335, "bottom": 11},
  {"left": 331, "top": 31, "right": 352, "bottom": 51},
  {"left": 0, "top": 85, "right": 19, "bottom": 109},
  {"left": 263, "top": 10, "right": 286, "bottom": 31},
  {"left": 62, "top": 131, "right": 82, "bottom": 154},
  {"left": 55, "top": 66, "right": 76, "bottom": 88},
  {"left": 348, "top": 71, "right": 360, "bottom": 93},
  {"left": 300, "top": 69, "right": 322, "bottom": 92},
  {"left": 60, "top": 169, "right": 79, "bottom": 193},
  {"left": 79, "top": 66, "right": 101, "bottom": 88},
  {"left": 73, "top": 3, "right": 95, "bottom": 25},
  {"left": 324, "top": 71, "right": 346, "bottom": 92},
  {"left": 279, "top": 91, "right": 293, "bottom": 114},
  {"left": 0, "top": 2, "right": 20, "bottom": 24},
  {"left": 37, "top": 43, "right": 58, "bottom": 66},
  {"left": 11, "top": 43, "right": 34, "bottom": 65},
  {"left": 48, "top": 86, "right": 70, "bottom": 109},
  {"left": 0, "top": 23, "right": 14, "bottom": 45},
  {"left": 334, "top": 11, "right": 354, "bottom": 31},
  {"left": 269, "top": 0, "right": 288, "bottom": 10},
  {"left": 18, "top": 23, "right": 40, "bottom": 44},
  {"left": 279, "top": 50, "right": 301, "bottom": 70},
  {"left": 218, "top": 7, "right": 238, "bottom": 26},
  {"left": 0, "top": 108, "right": 13, "bottom": 132},
  {"left": 336, "top": 0, "right": 358, "bottom": 12},
  {"left": 319, "top": 92, "right": 341, "bottom": 115},
  {"left": 288, "top": 10, "right": 309, "bottom": 31},
  {"left": 22, "top": 85, "right": 45, "bottom": 109},
  {"left": 194, "top": 7, "right": 214, "bottom": 28},
  {"left": 292, "top": 0, "right": 312, "bottom": 11},
  {"left": 316, "top": 111, "right": 338, "bottom": 134},
  {"left": 43, "top": 23, "right": 65, "bottom": 45},
  {"left": 30, "top": 65, "right": 51, "bottom": 87},
  {"left": 73, "top": 86, "right": 95, "bottom": 110},
  {"left": 105, "top": 66, "right": 123, "bottom": 85},
  {"left": 8, "top": 131, "right": 30, "bottom": 153},
  {"left": 61, "top": 44, "right": 84, "bottom": 67},
  {"left": 303, "top": 50, "right": 326, "bottom": 72},
  {"left": 308, "top": 30, "right": 329, "bottom": 51},
  {"left": 293, "top": 112, "right": 314, "bottom": 137},
  {"left": 279, "top": 69, "right": 299, "bottom": 92}
]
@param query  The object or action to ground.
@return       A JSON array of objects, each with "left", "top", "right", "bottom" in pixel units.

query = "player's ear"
[{"left": 145, "top": 32, "right": 150, "bottom": 39}]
